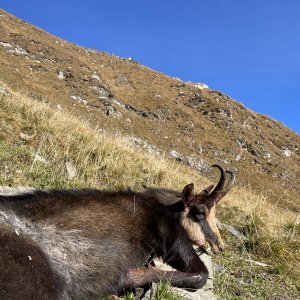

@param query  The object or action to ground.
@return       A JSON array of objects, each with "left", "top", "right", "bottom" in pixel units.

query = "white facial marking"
[{"left": 180, "top": 209, "right": 206, "bottom": 247}]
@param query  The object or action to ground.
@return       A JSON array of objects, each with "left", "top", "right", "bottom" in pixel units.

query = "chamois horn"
[{"left": 208, "top": 165, "right": 236, "bottom": 203}]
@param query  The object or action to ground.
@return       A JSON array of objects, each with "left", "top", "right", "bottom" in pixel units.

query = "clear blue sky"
[{"left": 1, "top": 0, "right": 299, "bottom": 133}]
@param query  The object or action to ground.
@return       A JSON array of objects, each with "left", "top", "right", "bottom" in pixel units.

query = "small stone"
[
  {"left": 263, "top": 151, "right": 271, "bottom": 159},
  {"left": 193, "top": 82, "right": 209, "bottom": 89},
  {"left": 57, "top": 71, "right": 64, "bottom": 79},
  {"left": 282, "top": 148, "right": 292, "bottom": 157},
  {"left": 71, "top": 95, "right": 87, "bottom": 105},
  {"left": 105, "top": 106, "right": 115, "bottom": 116},
  {"left": 219, "top": 222, "right": 246, "bottom": 240},
  {"left": 0, "top": 186, "right": 35, "bottom": 196},
  {"left": 105, "top": 296, "right": 120, "bottom": 300},
  {"left": 32, "top": 153, "right": 48, "bottom": 164},
  {"left": 0, "top": 41, "right": 13, "bottom": 48},
  {"left": 90, "top": 86, "right": 111, "bottom": 98},
  {"left": 243, "top": 259, "right": 270, "bottom": 267},
  {"left": 170, "top": 150, "right": 180, "bottom": 160},
  {"left": 183, "top": 121, "right": 194, "bottom": 130},
  {"left": 19, "top": 132, "right": 34, "bottom": 141},
  {"left": 91, "top": 74, "right": 100, "bottom": 80},
  {"left": 0, "top": 85, "right": 10, "bottom": 95},
  {"left": 65, "top": 161, "right": 77, "bottom": 179}
]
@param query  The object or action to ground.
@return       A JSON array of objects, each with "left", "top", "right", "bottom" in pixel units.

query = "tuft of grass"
[
  {"left": 119, "top": 292, "right": 135, "bottom": 300},
  {"left": 284, "top": 220, "right": 300, "bottom": 237},
  {"left": 154, "top": 283, "right": 182, "bottom": 300}
]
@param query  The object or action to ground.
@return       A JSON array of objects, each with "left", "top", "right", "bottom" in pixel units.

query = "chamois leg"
[
  {"left": 123, "top": 235, "right": 209, "bottom": 290},
  {"left": 123, "top": 263, "right": 208, "bottom": 290}
]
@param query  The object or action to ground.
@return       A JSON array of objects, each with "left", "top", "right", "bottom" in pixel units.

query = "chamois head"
[{"left": 181, "top": 165, "right": 235, "bottom": 254}]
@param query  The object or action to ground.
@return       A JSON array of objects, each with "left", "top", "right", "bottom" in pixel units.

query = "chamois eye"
[
  {"left": 195, "top": 212, "right": 206, "bottom": 221},
  {"left": 189, "top": 206, "right": 206, "bottom": 221}
]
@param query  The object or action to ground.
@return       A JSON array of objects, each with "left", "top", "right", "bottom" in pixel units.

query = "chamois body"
[
  {"left": 0, "top": 188, "right": 207, "bottom": 299},
  {"left": 0, "top": 165, "right": 235, "bottom": 299}
]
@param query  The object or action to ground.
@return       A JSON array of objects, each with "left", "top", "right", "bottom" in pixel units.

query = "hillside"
[
  {"left": 0, "top": 9, "right": 299, "bottom": 212},
  {"left": 1, "top": 83, "right": 299, "bottom": 300}
]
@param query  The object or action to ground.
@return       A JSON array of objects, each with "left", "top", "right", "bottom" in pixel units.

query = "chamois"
[{"left": 0, "top": 165, "right": 235, "bottom": 299}]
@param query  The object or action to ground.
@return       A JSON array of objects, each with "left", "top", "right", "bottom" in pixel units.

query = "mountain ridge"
[{"left": 0, "top": 9, "right": 299, "bottom": 211}]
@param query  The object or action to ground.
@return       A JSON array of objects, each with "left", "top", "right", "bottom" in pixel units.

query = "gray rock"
[
  {"left": 57, "top": 71, "right": 65, "bottom": 79},
  {"left": 90, "top": 85, "right": 111, "bottom": 98},
  {"left": 193, "top": 82, "right": 209, "bottom": 90},
  {"left": 243, "top": 258, "right": 270, "bottom": 267},
  {"left": 0, "top": 186, "right": 35, "bottom": 196},
  {"left": 65, "top": 161, "right": 77, "bottom": 179},
  {"left": 8, "top": 45, "right": 28, "bottom": 55},
  {"left": 105, "top": 106, "right": 115, "bottom": 116},
  {"left": 71, "top": 95, "right": 87, "bottom": 105},
  {"left": 123, "top": 103, "right": 160, "bottom": 120},
  {"left": 32, "top": 153, "right": 48, "bottom": 164},
  {"left": 19, "top": 132, "right": 35, "bottom": 141},
  {"left": 217, "top": 219, "right": 246, "bottom": 240},
  {"left": 214, "top": 107, "right": 232, "bottom": 118},
  {"left": 282, "top": 146, "right": 293, "bottom": 157},
  {"left": 126, "top": 136, "right": 160, "bottom": 156},
  {"left": 169, "top": 150, "right": 211, "bottom": 173},
  {"left": 186, "top": 94, "right": 207, "bottom": 108},
  {"left": 143, "top": 252, "right": 216, "bottom": 300},
  {"left": 91, "top": 73, "right": 100, "bottom": 81},
  {"left": 0, "top": 85, "right": 11, "bottom": 96},
  {"left": 0, "top": 41, "right": 14, "bottom": 48},
  {"left": 140, "top": 111, "right": 160, "bottom": 120}
]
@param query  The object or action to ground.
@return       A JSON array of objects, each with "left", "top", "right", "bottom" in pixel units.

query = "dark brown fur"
[
  {"left": 0, "top": 188, "right": 208, "bottom": 299},
  {"left": 0, "top": 224, "right": 62, "bottom": 300},
  {"left": 0, "top": 165, "right": 235, "bottom": 299}
]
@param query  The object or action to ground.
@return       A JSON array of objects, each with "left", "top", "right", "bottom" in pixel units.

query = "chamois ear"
[{"left": 181, "top": 183, "right": 194, "bottom": 206}]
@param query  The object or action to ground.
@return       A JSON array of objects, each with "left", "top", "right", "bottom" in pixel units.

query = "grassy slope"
[
  {"left": 0, "top": 7, "right": 299, "bottom": 213},
  {"left": 0, "top": 89, "right": 299, "bottom": 300}
]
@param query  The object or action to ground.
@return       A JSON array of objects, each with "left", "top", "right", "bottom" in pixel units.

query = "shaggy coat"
[{"left": 0, "top": 165, "right": 235, "bottom": 299}]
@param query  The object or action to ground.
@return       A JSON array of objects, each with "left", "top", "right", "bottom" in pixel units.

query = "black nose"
[{"left": 218, "top": 245, "right": 223, "bottom": 253}]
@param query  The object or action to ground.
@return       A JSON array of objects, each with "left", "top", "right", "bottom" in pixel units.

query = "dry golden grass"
[
  {"left": 222, "top": 187, "right": 299, "bottom": 237},
  {"left": 0, "top": 86, "right": 210, "bottom": 191},
  {"left": 0, "top": 87, "right": 299, "bottom": 299}
]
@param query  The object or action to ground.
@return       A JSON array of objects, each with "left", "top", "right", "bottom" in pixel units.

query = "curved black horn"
[
  {"left": 216, "top": 170, "right": 236, "bottom": 203},
  {"left": 207, "top": 165, "right": 227, "bottom": 203},
  {"left": 208, "top": 166, "right": 236, "bottom": 203}
]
